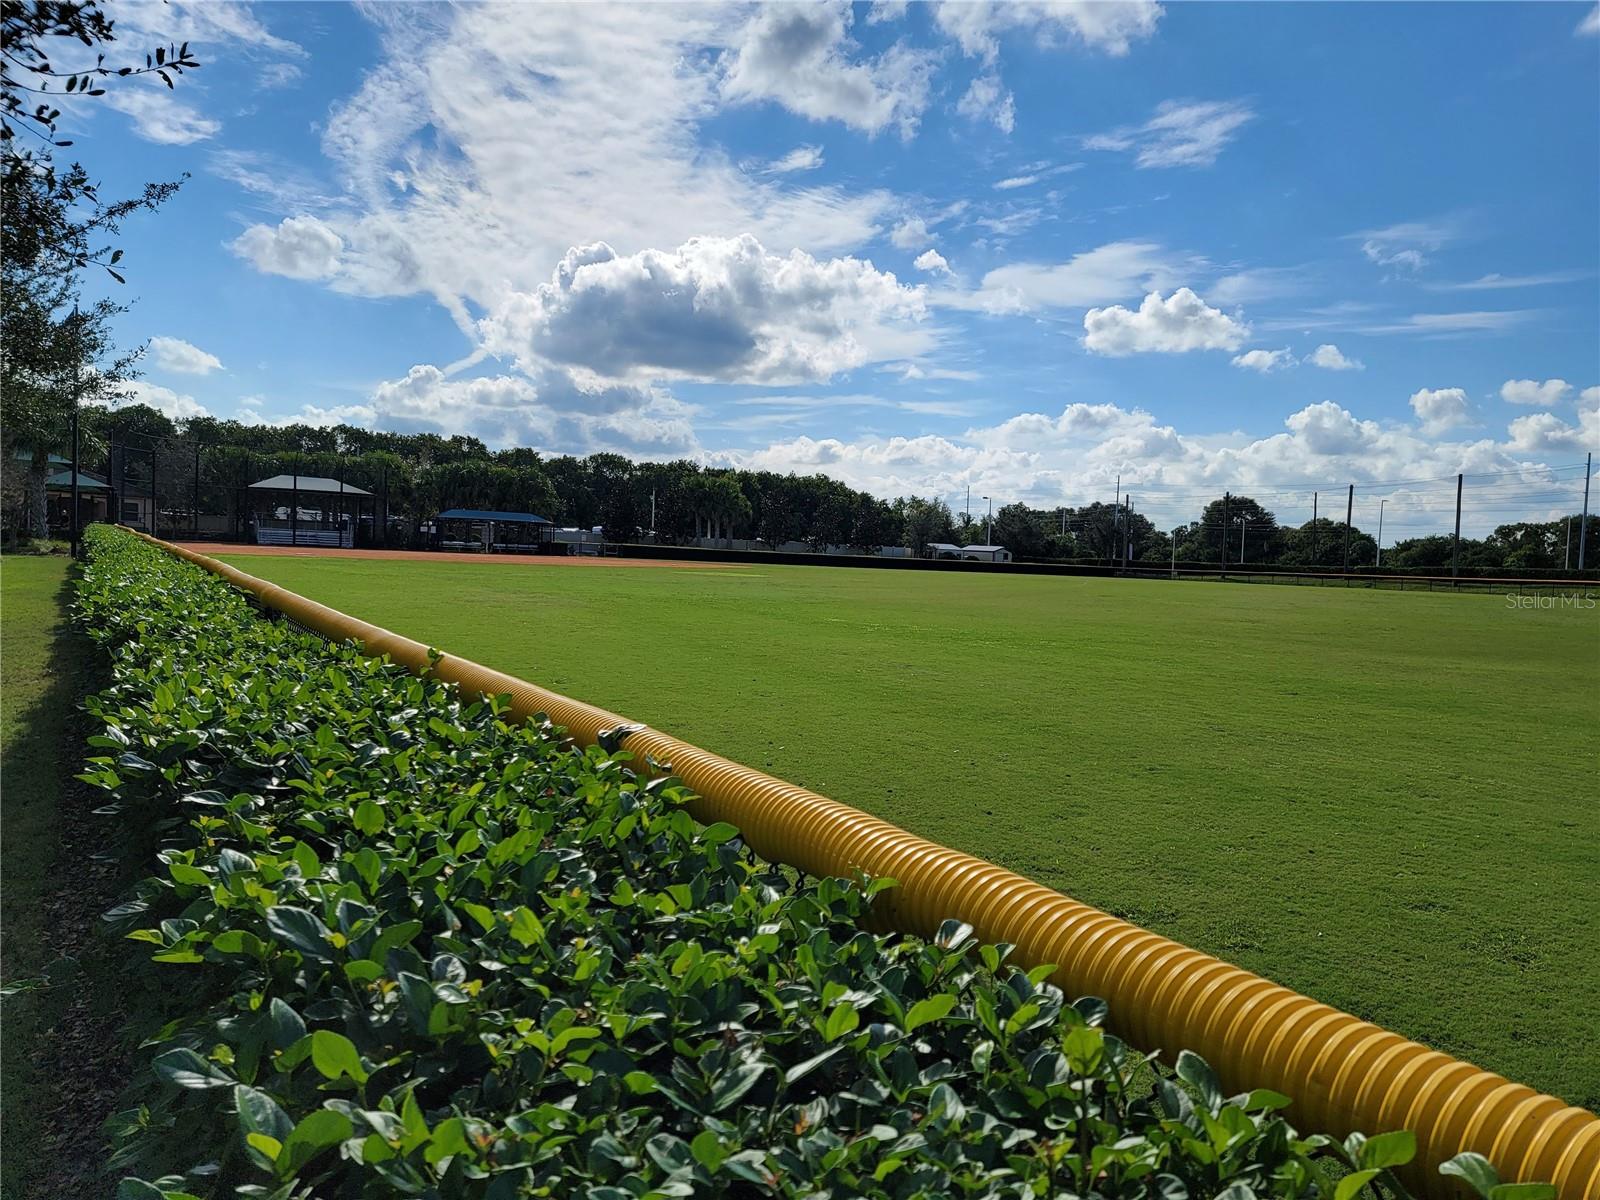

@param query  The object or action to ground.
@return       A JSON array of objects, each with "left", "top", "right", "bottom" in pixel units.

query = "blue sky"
[{"left": 67, "top": 1, "right": 1600, "bottom": 534}]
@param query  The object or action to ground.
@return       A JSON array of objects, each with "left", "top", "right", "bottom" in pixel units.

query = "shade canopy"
[
  {"left": 436, "top": 508, "right": 551, "bottom": 525},
  {"left": 47, "top": 469, "right": 109, "bottom": 490},
  {"left": 248, "top": 474, "right": 371, "bottom": 495}
]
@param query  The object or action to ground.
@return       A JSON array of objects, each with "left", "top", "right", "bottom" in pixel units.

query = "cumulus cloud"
[
  {"left": 109, "top": 380, "right": 210, "bottom": 421},
  {"left": 730, "top": 395, "right": 1579, "bottom": 537},
  {"left": 1506, "top": 412, "right": 1592, "bottom": 455},
  {"left": 478, "top": 234, "right": 930, "bottom": 387},
  {"left": 230, "top": 216, "right": 344, "bottom": 280},
  {"left": 914, "top": 249, "right": 952, "bottom": 275},
  {"left": 1307, "top": 343, "right": 1363, "bottom": 371},
  {"left": 1085, "top": 99, "right": 1254, "bottom": 168},
  {"left": 149, "top": 336, "right": 223, "bottom": 376},
  {"left": 1231, "top": 347, "right": 1294, "bottom": 373},
  {"left": 1578, "top": 5, "right": 1599, "bottom": 36},
  {"left": 1082, "top": 288, "right": 1247, "bottom": 355},
  {"left": 1408, "top": 387, "right": 1471, "bottom": 435},
  {"left": 1500, "top": 378, "right": 1571, "bottom": 406},
  {"left": 720, "top": 1, "right": 935, "bottom": 137}
]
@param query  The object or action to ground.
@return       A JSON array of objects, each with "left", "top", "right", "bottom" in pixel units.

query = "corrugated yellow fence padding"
[{"left": 126, "top": 530, "right": 1599, "bottom": 1198}]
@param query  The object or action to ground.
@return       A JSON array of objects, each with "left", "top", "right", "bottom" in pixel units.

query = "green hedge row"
[{"left": 75, "top": 526, "right": 1535, "bottom": 1200}]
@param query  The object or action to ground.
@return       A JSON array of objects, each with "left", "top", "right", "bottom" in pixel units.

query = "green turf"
[
  {"left": 1, "top": 557, "right": 71, "bottom": 1196},
  {"left": 217, "top": 554, "right": 1599, "bottom": 1106}
]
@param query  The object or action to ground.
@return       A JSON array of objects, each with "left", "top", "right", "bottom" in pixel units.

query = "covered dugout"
[
  {"left": 432, "top": 508, "right": 552, "bottom": 553},
  {"left": 246, "top": 474, "right": 373, "bottom": 548}
]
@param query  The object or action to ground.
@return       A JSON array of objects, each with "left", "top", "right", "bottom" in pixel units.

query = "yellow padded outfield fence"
[{"left": 125, "top": 530, "right": 1598, "bottom": 1199}]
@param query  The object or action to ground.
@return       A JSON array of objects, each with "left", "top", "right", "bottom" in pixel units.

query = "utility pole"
[
  {"left": 965, "top": 484, "right": 971, "bottom": 529},
  {"left": 291, "top": 453, "right": 300, "bottom": 547},
  {"left": 1580, "top": 452, "right": 1592, "bottom": 570},
  {"left": 650, "top": 488, "right": 656, "bottom": 536},
  {"left": 1342, "top": 484, "right": 1353, "bottom": 572},
  {"left": 1238, "top": 516, "right": 1246, "bottom": 565},
  {"left": 1564, "top": 515, "right": 1572, "bottom": 571},
  {"left": 69, "top": 305, "right": 81, "bottom": 558},
  {"left": 984, "top": 494, "right": 993, "bottom": 544},
  {"left": 1376, "top": 499, "right": 1386, "bottom": 567},
  {"left": 192, "top": 437, "right": 201, "bottom": 539},
  {"left": 1451, "top": 472, "right": 1463, "bottom": 578},
  {"left": 1171, "top": 525, "right": 1179, "bottom": 578},
  {"left": 1311, "top": 491, "right": 1318, "bottom": 566},
  {"left": 1220, "top": 491, "right": 1229, "bottom": 578},
  {"left": 1124, "top": 494, "right": 1132, "bottom": 567},
  {"left": 1113, "top": 473, "right": 1120, "bottom": 567}
]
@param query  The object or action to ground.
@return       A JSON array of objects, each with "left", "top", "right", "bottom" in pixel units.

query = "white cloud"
[
  {"left": 1408, "top": 387, "right": 1471, "bottom": 435},
  {"left": 1363, "top": 311, "right": 1536, "bottom": 336},
  {"left": 767, "top": 144, "right": 825, "bottom": 174},
  {"left": 1085, "top": 99, "right": 1254, "bottom": 168},
  {"left": 932, "top": 1, "right": 1163, "bottom": 62},
  {"left": 1307, "top": 343, "right": 1363, "bottom": 371},
  {"left": 100, "top": 87, "right": 220, "bottom": 144},
  {"left": 957, "top": 72, "right": 1015, "bottom": 133},
  {"left": 1231, "top": 348, "right": 1295, "bottom": 373},
  {"left": 720, "top": 1, "right": 935, "bottom": 137},
  {"left": 867, "top": 1, "right": 910, "bottom": 23},
  {"left": 1423, "top": 269, "right": 1591, "bottom": 291},
  {"left": 1352, "top": 218, "right": 1458, "bottom": 272},
  {"left": 1207, "top": 267, "right": 1308, "bottom": 305},
  {"left": 1083, "top": 288, "right": 1248, "bottom": 355},
  {"left": 356, "top": 364, "right": 700, "bottom": 457},
  {"left": 730, "top": 396, "right": 1577, "bottom": 536},
  {"left": 994, "top": 173, "right": 1038, "bottom": 190},
  {"left": 478, "top": 234, "right": 930, "bottom": 387},
  {"left": 1506, "top": 412, "right": 1593, "bottom": 455},
  {"left": 257, "top": 62, "right": 304, "bottom": 90},
  {"left": 889, "top": 216, "right": 932, "bottom": 251},
  {"left": 111, "top": 1, "right": 306, "bottom": 59},
  {"left": 958, "top": 240, "right": 1186, "bottom": 313},
  {"left": 914, "top": 249, "right": 951, "bottom": 275},
  {"left": 228, "top": 5, "right": 894, "bottom": 317},
  {"left": 149, "top": 336, "right": 223, "bottom": 376},
  {"left": 110, "top": 380, "right": 210, "bottom": 421},
  {"left": 1500, "top": 379, "right": 1571, "bottom": 407},
  {"left": 1578, "top": 5, "right": 1599, "bottom": 36},
  {"left": 230, "top": 216, "right": 344, "bottom": 280},
  {"left": 1284, "top": 400, "right": 1381, "bottom": 454}
]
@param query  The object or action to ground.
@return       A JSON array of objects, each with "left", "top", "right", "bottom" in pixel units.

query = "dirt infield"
[{"left": 182, "top": 543, "right": 748, "bottom": 570}]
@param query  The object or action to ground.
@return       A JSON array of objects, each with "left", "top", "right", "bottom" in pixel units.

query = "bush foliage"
[{"left": 74, "top": 527, "right": 1544, "bottom": 1200}]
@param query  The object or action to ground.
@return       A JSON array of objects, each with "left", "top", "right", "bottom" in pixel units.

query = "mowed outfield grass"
[{"left": 217, "top": 554, "right": 1599, "bottom": 1107}]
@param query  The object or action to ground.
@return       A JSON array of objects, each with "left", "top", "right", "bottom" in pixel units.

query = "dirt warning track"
[{"left": 186, "top": 543, "right": 748, "bottom": 570}]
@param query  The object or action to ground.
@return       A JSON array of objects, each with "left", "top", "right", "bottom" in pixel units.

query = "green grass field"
[{"left": 210, "top": 555, "right": 1594, "bottom": 1107}]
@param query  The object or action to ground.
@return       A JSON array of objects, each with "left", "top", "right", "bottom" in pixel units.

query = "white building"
[{"left": 961, "top": 544, "right": 1012, "bottom": 563}]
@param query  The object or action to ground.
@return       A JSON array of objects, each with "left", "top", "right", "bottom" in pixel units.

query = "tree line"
[{"left": 12, "top": 402, "right": 1592, "bottom": 573}]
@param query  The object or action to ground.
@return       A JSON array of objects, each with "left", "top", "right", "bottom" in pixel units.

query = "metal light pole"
[
  {"left": 1564, "top": 515, "right": 1572, "bottom": 571},
  {"left": 982, "top": 495, "right": 992, "bottom": 543},
  {"left": 1376, "top": 499, "right": 1386, "bottom": 567},
  {"left": 1236, "top": 515, "right": 1246, "bottom": 565},
  {"left": 1579, "top": 452, "right": 1592, "bottom": 571},
  {"left": 1171, "top": 525, "right": 1179, "bottom": 578}
]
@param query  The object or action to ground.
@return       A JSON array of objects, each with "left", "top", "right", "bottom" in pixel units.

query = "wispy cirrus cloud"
[{"left": 1085, "top": 98, "right": 1254, "bottom": 168}]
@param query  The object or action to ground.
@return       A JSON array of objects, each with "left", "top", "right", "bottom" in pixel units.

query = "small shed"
[
  {"left": 961, "top": 544, "right": 1012, "bottom": 563},
  {"left": 246, "top": 474, "right": 373, "bottom": 548},
  {"left": 925, "top": 542, "right": 964, "bottom": 560},
  {"left": 47, "top": 466, "right": 111, "bottom": 529},
  {"left": 434, "top": 508, "right": 552, "bottom": 553}
]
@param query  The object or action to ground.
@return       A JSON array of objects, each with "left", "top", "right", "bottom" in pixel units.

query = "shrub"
[{"left": 73, "top": 527, "right": 1530, "bottom": 1200}]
